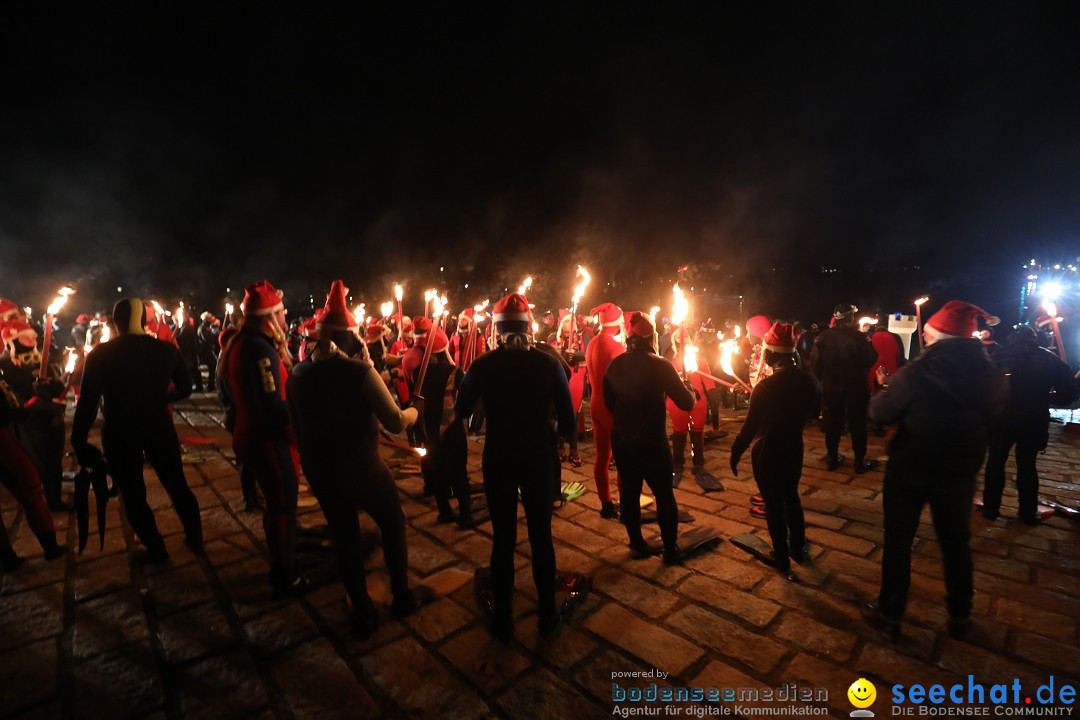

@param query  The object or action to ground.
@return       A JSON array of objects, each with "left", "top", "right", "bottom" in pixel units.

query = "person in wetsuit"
[
  {"left": 71, "top": 297, "right": 202, "bottom": 565},
  {"left": 603, "top": 311, "right": 695, "bottom": 564},
  {"left": 455, "top": 293, "right": 575, "bottom": 642},
  {"left": 287, "top": 280, "right": 422, "bottom": 636},
  {"left": 730, "top": 323, "right": 822, "bottom": 573}
]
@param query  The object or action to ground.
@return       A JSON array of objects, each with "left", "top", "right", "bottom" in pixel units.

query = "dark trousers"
[
  {"left": 424, "top": 421, "right": 471, "bottom": 517},
  {"left": 306, "top": 459, "right": 409, "bottom": 614},
  {"left": 983, "top": 415, "right": 1047, "bottom": 521},
  {"left": 0, "top": 428, "right": 56, "bottom": 553},
  {"left": 752, "top": 445, "right": 805, "bottom": 566},
  {"left": 105, "top": 427, "right": 202, "bottom": 554},
  {"left": 16, "top": 404, "right": 65, "bottom": 506},
  {"left": 879, "top": 469, "right": 974, "bottom": 621},
  {"left": 614, "top": 441, "right": 679, "bottom": 553},
  {"left": 484, "top": 460, "right": 556, "bottom": 626},
  {"left": 197, "top": 350, "right": 217, "bottom": 391},
  {"left": 239, "top": 440, "right": 299, "bottom": 575},
  {"left": 823, "top": 388, "right": 869, "bottom": 460},
  {"left": 185, "top": 354, "right": 203, "bottom": 391}
]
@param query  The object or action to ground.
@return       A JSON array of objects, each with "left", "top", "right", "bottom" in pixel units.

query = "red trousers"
[
  {"left": 0, "top": 428, "right": 55, "bottom": 553},
  {"left": 590, "top": 417, "right": 620, "bottom": 504}
]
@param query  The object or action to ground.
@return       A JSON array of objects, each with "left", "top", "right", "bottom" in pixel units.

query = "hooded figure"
[
  {"left": 455, "top": 293, "right": 575, "bottom": 642},
  {"left": 71, "top": 297, "right": 202, "bottom": 565}
]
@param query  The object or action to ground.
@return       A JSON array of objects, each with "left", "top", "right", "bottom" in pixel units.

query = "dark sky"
[{"left": 2, "top": 2, "right": 1079, "bottom": 326}]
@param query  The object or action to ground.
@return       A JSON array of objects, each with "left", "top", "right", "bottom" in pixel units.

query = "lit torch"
[
  {"left": 719, "top": 334, "right": 752, "bottom": 393},
  {"left": 423, "top": 289, "right": 437, "bottom": 318},
  {"left": 225, "top": 302, "right": 235, "bottom": 326},
  {"left": 394, "top": 283, "right": 404, "bottom": 335},
  {"left": 63, "top": 347, "right": 78, "bottom": 375},
  {"left": 568, "top": 265, "right": 591, "bottom": 349},
  {"left": 380, "top": 300, "right": 394, "bottom": 319},
  {"left": 518, "top": 276, "right": 533, "bottom": 295},
  {"left": 40, "top": 287, "right": 75, "bottom": 380},
  {"left": 914, "top": 296, "right": 929, "bottom": 351},
  {"left": 353, "top": 303, "right": 366, "bottom": 327},
  {"left": 670, "top": 283, "right": 688, "bottom": 329},
  {"left": 649, "top": 305, "right": 661, "bottom": 352},
  {"left": 176, "top": 301, "right": 185, "bottom": 329},
  {"left": 1043, "top": 300, "right": 1067, "bottom": 362}
]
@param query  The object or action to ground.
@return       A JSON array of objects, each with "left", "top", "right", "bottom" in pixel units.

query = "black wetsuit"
[
  {"left": 197, "top": 321, "right": 219, "bottom": 391},
  {"left": 809, "top": 324, "right": 878, "bottom": 465},
  {"left": 455, "top": 345, "right": 574, "bottom": 632},
  {"left": 603, "top": 347, "right": 695, "bottom": 554},
  {"left": 412, "top": 358, "right": 470, "bottom": 520},
  {"left": 71, "top": 334, "right": 202, "bottom": 556},
  {"left": 287, "top": 355, "right": 412, "bottom": 615},
  {"left": 730, "top": 364, "right": 821, "bottom": 568},
  {"left": 0, "top": 359, "right": 66, "bottom": 508}
]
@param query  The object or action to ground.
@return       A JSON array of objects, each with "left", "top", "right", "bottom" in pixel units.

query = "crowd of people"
[{"left": 0, "top": 283, "right": 1076, "bottom": 644}]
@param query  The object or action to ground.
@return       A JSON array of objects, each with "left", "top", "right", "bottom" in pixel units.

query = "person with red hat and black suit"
[
  {"left": 220, "top": 281, "right": 306, "bottom": 594},
  {"left": 585, "top": 302, "right": 625, "bottom": 519},
  {"left": 287, "top": 281, "right": 425, "bottom": 636},
  {"left": 0, "top": 356, "right": 67, "bottom": 571},
  {"left": 603, "top": 311, "right": 696, "bottom": 564},
  {"left": 71, "top": 297, "right": 203, "bottom": 565},
  {"left": 455, "top": 293, "right": 575, "bottom": 641},
  {"left": 1, "top": 320, "right": 69, "bottom": 510},
  {"left": 730, "top": 322, "right": 821, "bottom": 573},
  {"left": 981, "top": 325, "right": 1077, "bottom": 525},
  {"left": 411, "top": 325, "right": 474, "bottom": 527},
  {"left": 808, "top": 303, "right": 880, "bottom": 473},
  {"left": 864, "top": 300, "right": 1007, "bottom": 641},
  {"left": 364, "top": 318, "right": 388, "bottom": 374}
]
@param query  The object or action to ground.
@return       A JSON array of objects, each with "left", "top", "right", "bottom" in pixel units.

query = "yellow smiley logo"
[{"left": 848, "top": 678, "right": 877, "bottom": 708}]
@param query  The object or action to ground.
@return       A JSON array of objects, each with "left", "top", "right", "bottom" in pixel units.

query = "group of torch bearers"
[{"left": 1, "top": 275, "right": 1076, "bottom": 644}]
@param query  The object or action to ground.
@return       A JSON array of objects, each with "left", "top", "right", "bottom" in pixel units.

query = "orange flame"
[
  {"left": 47, "top": 287, "right": 75, "bottom": 315},
  {"left": 684, "top": 344, "right": 699, "bottom": 374},
  {"left": 671, "top": 284, "right": 687, "bottom": 327},
  {"left": 394, "top": 283, "right": 403, "bottom": 302}
]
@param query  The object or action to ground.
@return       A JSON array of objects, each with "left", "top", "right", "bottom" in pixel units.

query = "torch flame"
[
  {"left": 684, "top": 344, "right": 699, "bottom": 374},
  {"left": 518, "top": 276, "right": 533, "bottom": 295},
  {"left": 734, "top": 325, "right": 742, "bottom": 338},
  {"left": 857, "top": 316, "right": 879, "bottom": 328},
  {"left": 473, "top": 298, "right": 489, "bottom": 321},
  {"left": 47, "top": 287, "right": 75, "bottom": 315},
  {"left": 380, "top": 301, "right": 394, "bottom": 318},
  {"left": 1043, "top": 300, "right": 1057, "bottom": 317},
  {"left": 394, "top": 283, "right": 403, "bottom": 302},
  {"left": 531, "top": 321, "right": 539, "bottom": 333},
  {"left": 914, "top": 296, "right": 930, "bottom": 307},
  {"left": 720, "top": 338, "right": 739, "bottom": 376},
  {"left": 670, "top": 283, "right": 688, "bottom": 328},
  {"left": 432, "top": 294, "right": 446, "bottom": 318},
  {"left": 225, "top": 302, "right": 234, "bottom": 316},
  {"left": 176, "top": 301, "right": 185, "bottom": 326},
  {"left": 414, "top": 447, "right": 427, "bottom": 458},
  {"left": 63, "top": 348, "right": 78, "bottom": 374},
  {"left": 354, "top": 303, "right": 366, "bottom": 325},
  {"left": 150, "top": 300, "right": 170, "bottom": 318},
  {"left": 100, "top": 324, "right": 111, "bottom": 343},
  {"left": 571, "top": 266, "right": 591, "bottom": 308}
]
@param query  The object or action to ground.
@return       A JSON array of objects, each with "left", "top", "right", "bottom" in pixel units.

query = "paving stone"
[
  {"left": 0, "top": 583, "right": 64, "bottom": 651},
  {"left": 495, "top": 667, "right": 608, "bottom": 719},
  {"left": 586, "top": 603, "right": 704, "bottom": 677},
  {"left": 938, "top": 639, "right": 1046, "bottom": 691},
  {"left": 271, "top": 639, "right": 381, "bottom": 719},
  {"left": 996, "top": 598, "right": 1078, "bottom": 639},
  {"left": 404, "top": 596, "right": 475, "bottom": 643},
  {"left": 177, "top": 651, "right": 267, "bottom": 719},
  {"left": 0, "top": 638, "right": 57, "bottom": 715},
  {"left": 243, "top": 603, "right": 321, "bottom": 656},
  {"left": 668, "top": 604, "right": 786, "bottom": 675},
  {"left": 406, "top": 532, "right": 459, "bottom": 575},
  {"left": 782, "top": 653, "right": 858, "bottom": 716},
  {"left": 591, "top": 566, "right": 681, "bottom": 617},
  {"left": 157, "top": 601, "right": 238, "bottom": 664},
  {"left": 772, "top": 611, "right": 858, "bottom": 662},
  {"left": 72, "top": 589, "right": 149, "bottom": 659},
  {"left": 676, "top": 574, "right": 781, "bottom": 628},
  {"left": 1011, "top": 631, "right": 1080, "bottom": 678},
  {"left": 515, "top": 623, "right": 598, "bottom": 670},
  {"left": 439, "top": 626, "right": 532, "bottom": 694},
  {"left": 144, "top": 563, "right": 216, "bottom": 616},
  {"left": 74, "top": 642, "right": 164, "bottom": 717},
  {"left": 360, "top": 636, "right": 493, "bottom": 718},
  {"left": 73, "top": 553, "right": 132, "bottom": 602},
  {"left": 681, "top": 549, "right": 767, "bottom": 590}
]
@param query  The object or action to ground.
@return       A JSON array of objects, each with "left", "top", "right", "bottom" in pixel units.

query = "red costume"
[
  {"left": 869, "top": 330, "right": 903, "bottom": 392},
  {"left": 666, "top": 327, "right": 716, "bottom": 473},
  {"left": 448, "top": 309, "right": 484, "bottom": 373},
  {"left": 585, "top": 303, "right": 624, "bottom": 505}
]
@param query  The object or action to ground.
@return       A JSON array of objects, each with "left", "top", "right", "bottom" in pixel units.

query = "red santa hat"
[
  {"left": 0, "top": 298, "right": 19, "bottom": 322},
  {"left": 924, "top": 301, "right": 999, "bottom": 342},
  {"left": 1, "top": 320, "right": 37, "bottom": 349},
  {"left": 590, "top": 302, "right": 623, "bottom": 327},
  {"left": 457, "top": 308, "right": 474, "bottom": 329},
  {"left": 745, "top": 314, "right": 772, "bottom": 342},
  {"left": 241, "top": 280, "right": 285, "bottom": 316},
  {"left": 417, "top": 327, "right": 449, "bottom": 352},
  {"left": 626, "top": 311, "right": 655, "bottom": 338},
  {"left": 316, "top": 279, "right": 358, "bottom": 333},
  {"left": 413, "top": 316, "right": 433, "bottom": 337},
  {"left": 299, "top": 315, "right": 319, "bottom": 339},
  {"left": 365, "top": 316, "right": 385, "bottom": 342},
  {"left": 75, "top": 313, "right": 92, "bottom": 325},
  {"left": 1035, "top": 314, "right": 1055, "bottom": 329},
  {"left": 492, "top": 293, "right": 533, "bottom": 333},
  {"left": 763, "top": 322, "right": 797, "bottom": 353}
]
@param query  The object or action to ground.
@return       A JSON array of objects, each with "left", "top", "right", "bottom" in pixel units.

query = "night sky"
[{"left": 2, "top": 3, "right": 1079, "bottom": 331}]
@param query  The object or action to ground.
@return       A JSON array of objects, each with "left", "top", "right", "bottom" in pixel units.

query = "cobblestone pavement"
[{"left": 2, "top": 394, "right": 1078, "bottom": 718}]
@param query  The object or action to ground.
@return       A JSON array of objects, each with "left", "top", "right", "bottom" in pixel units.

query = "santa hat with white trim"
[
  {"left": 241, "top": 280, "right": 285, "bottom": 316},
  {"left": 590, "top": 302, "right": 623, "bottom": 330},
  {"left": 492, "top": 293, "right": 533, "bottom": 334},
  {"left": 763, "top": 322, "right": 796, "bottom": 353},
  {"left": 316, "top": 279, "right": 358, "bottom": 334},
  {"left": 924, "top": 300, "right": 999, "bottom": 343}
]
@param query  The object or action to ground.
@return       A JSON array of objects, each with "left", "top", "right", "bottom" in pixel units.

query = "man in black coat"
[
  {"left": 982, "top": 326, "right": 1078, "bottom": 523},
  {"left": 809, "top": 304, "right": 879, "bottom": 472},
  {"left": 866, "top": 301, "right": 1007, "bottom": 640}
]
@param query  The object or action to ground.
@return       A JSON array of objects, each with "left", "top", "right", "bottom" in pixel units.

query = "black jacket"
[
  {"left": 992, "top": 337, "right": 1078, "bottom": 420},
  {"left": 869, "top": 339, "right": 1007, "bottom": 478},
  {"left": 603, "top": 348, "right": 694, "bottom": 450},
  {"left": 809, "top": 324, "right": 878, "bottom": 393}
]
